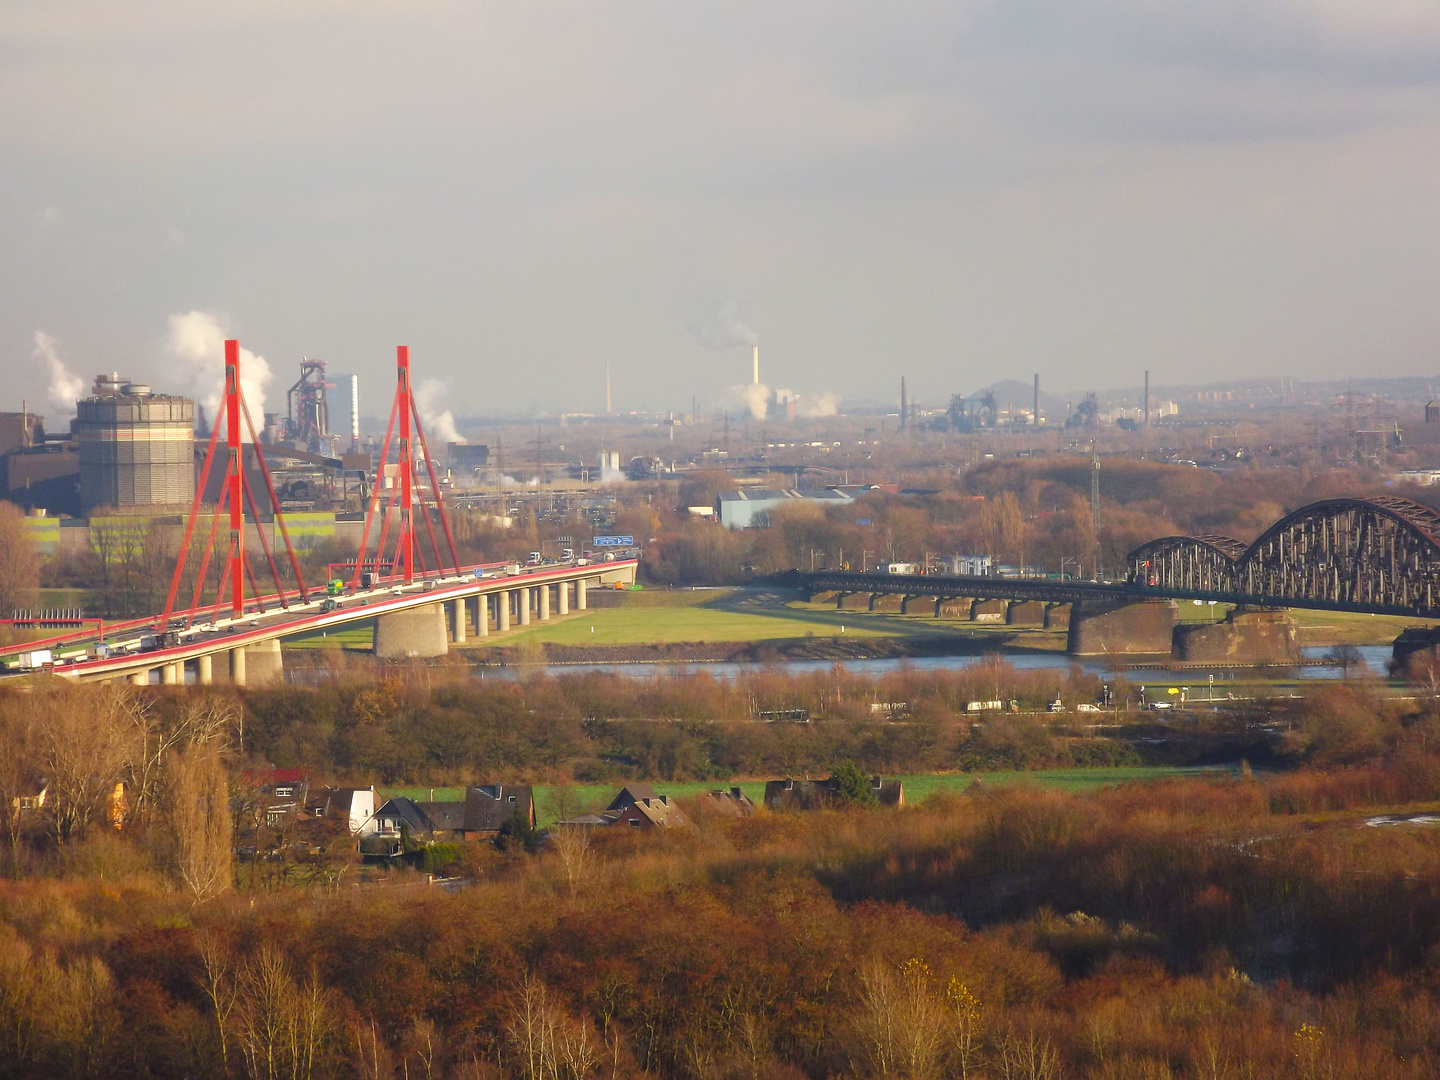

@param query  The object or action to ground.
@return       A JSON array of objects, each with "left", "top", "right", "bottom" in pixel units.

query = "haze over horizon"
[{"left": 6, "top": 1, "right": 1440, "bottom": 422}]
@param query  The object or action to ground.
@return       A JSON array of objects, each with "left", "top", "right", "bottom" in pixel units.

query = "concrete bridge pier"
[
  {"left": 540, "top": 584, "right": 551, "bottom": 621},
  {"left": 558, "top": 581, "right": 569, "bottom": 615},
  {"left": 936, "top": 597, "right": 974, "bottom": 618},
  {"left": 474, "top": 595, "right": 488, "bottom": 637},
  {"left": 130, "top": 671, "right": 149, "bottom": 686},
  {"left": 241, "top": 639, "right": 284, "bottom": 686},
  {"left": 576, "top": 578, "right": 587, "bottom": 610},
  {"left": 519, "top": 587, "right": 532, "bottom": 626},
  {"left": 498, "top": 591, "right": 511, "bottom": 632},
  {"left": 161, "top": 662, "right": 181, "bottom": 686},
  {"left": 197, "top": 654, "right": 213, "bottom": 685},
  {"left": 451, "top": 598, "right": 466, "bottom": 643},
  {"left": 375, "top": 603, "right": 449, "bottom": 659},
  {"left": 230, "top": 647, "right": 246, "bottom": 686},
  {"left": 1067, "top": 601, "right": 1178, "bottom": 656},
  {"left": 901, "top": 594, "right": 936, "bottom": 616}
]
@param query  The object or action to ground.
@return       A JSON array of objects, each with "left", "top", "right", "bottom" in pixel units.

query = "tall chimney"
[
  {"left": 1144, "top": 370, "right": 1150, "bottom": 428},
  {"left": 752, "top": 343, "right": 760, "bottom": 386},
  {"left": 349, "top": 374, "right": 359, "bottom": 450},
  {"left": 1033, "top": 373, "right": 1039, "bottom": 427},
  {"left": 900, "top": 377, "right": 908, "bottom": 432}
]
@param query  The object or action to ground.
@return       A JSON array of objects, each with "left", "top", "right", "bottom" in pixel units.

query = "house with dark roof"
[
  {"left": 556, "top": 784, "right": 688, "bottom": 829},
  {"left": 368, "top": 785, "right": 535, "bottom": 845},
  {"left": 695, "top": 787, "right": 757, "bottom": 817},
  {"left": 610, "top": 794, "right": 685, "bottom": 830},
  {"left": 764, "top": 775, "right": 904, "bottom": 811},
  {"left": 605, "top": 785, "right": 658, "bottom": 813}
]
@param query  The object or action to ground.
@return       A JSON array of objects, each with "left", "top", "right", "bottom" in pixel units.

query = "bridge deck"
[{"left": 3, "top": 560, "right": 638, "bottom": 683}]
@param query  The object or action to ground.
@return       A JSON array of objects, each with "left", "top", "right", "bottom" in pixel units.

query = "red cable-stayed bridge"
[{"left": 0, "top": 343, "right": 636, "bottom": 685}]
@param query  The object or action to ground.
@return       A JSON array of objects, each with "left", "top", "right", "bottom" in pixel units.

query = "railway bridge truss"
[
  {"left": 799, "top": 496, "right": 1440, "bottom": 620},
  {"left": 1127, "top": 496, "right": 1440, "bottom": 616}
]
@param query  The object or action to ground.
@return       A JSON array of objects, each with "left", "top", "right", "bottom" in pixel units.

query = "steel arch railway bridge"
[
  {"left": 795, "top": 495, "right": 1440, "bottom": 661},
  {"left": 1126, "top": 496, "right": 1440, "bottom": 615}
]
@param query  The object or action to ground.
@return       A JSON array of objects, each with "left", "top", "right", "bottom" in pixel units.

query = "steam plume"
[
  {"left": 32, "top": 331, "right": 86, "bottom": 415},
  {"left": 415, "top": 378, "right": 464, "bottom": 444},
  {"left": 798, "top": 392, "right": 840, "bottom": 418},
  {"left": 166, "top": 311, "right": 272, "bottom": 441},
  {"left": 690, "top": 300, "right": 758, "bottom": 349},
  {"left": 729, "top": 382, "right": 771, "bottom": 421}
]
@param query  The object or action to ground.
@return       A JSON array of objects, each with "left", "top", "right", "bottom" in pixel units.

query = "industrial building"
[
  {"left": 716, "top": 488, "right": 855, "bottom": 529},
  {"left": 76, "top": 374, "right": 194, "bottom": 512}
]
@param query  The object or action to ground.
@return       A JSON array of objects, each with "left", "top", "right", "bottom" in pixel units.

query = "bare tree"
[
  {"left": 170, "top": 745, "right": 233, "bottom": 905},
  {"left": 197, "top": 933, "right": 240, "bottom": 1077},
  {"left": 131, "top": 694, "right": 237, "bottom": 829},
  {"left": 38, "top": 684, "right": 145, "bottom": 842},
  {"left": 0, "top": 701, "right": 40, "bottom": 877},
  {"left": 550, "top": 825, "right": 594, "bottom": 899},
  {"left": 231, "top": 946, "right": 331, "bottom": 1080},
  {"left": 0, "top": 500, "right": 39, "bottom": 617}
]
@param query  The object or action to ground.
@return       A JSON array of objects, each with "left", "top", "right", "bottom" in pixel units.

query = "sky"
[{"left": 6, "top": 0, "right": 1440, "bottom": 427}]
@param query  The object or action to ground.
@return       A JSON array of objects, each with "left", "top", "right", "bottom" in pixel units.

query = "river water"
[{"left": 465, "top": 645, "right": 1395, "bottom": 684}]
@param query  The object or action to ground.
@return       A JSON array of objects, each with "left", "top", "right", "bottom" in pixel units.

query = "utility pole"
[{"left": 1091, "top": 441, "right": 1102, "bottom": 580}]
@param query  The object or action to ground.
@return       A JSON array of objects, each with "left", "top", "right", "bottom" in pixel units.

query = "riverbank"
[{"left": 466, "top": 631, "right": 1060, "bottom": 666}]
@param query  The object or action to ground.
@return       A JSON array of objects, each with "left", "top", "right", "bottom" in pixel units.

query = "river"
[{"left": 462, "top": 644, "right": 1396, "bottom": 684}]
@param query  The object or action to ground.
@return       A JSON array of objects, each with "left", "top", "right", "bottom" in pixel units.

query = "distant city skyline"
[{"left": 8, "top": 3, "right": 1440, "bottom": 421}]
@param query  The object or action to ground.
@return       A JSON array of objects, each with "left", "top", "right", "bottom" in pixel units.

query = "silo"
[{"left": 77, "top": 374, "right": 195, "bottom": 512}]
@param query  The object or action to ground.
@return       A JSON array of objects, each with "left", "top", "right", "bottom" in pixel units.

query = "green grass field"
[
  {"left": 284, "top": 621, "right": 377, "bottom": 650},
  {"left": 381, "top": 765, "right": 1197, "bottom": 826},
  {"left": 478, "top": 587, "right": 1049, "bottom": 649}
]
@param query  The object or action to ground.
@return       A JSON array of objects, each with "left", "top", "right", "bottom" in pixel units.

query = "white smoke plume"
[
  {"left": 798, "top": 392, "right": 841, "bottom": 418},
  {"left": 415, "top": 378, "right": 464, "bottom": 444},
  {"left": 32, "top": 331, "right": 87, "bottom": 416},
  {"left": 166, "top": 311, "right": 272, "bottom": 442},
  {"left": 728, "top": 382, "right": 771, "bottom": 421},
  {"left": 690, "top": 300, "right": 758, "bottom": 349}
]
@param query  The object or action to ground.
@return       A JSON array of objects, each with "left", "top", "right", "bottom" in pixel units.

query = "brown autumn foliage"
[{"left": 2, "top": 757, "right": 1440, "bottom": 1077}]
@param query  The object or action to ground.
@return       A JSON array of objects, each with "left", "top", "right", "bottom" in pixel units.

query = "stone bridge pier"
[{"left": 1067, "top": 601, "right": 1178, "bottom": 656}]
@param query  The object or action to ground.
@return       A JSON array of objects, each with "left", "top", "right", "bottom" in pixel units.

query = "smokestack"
[
  {"left": 605, "top": 359, "right": 612, "bottom": 415},
  {"left": 1144, "top": 370, "right": 1150, "bottom": 428},
  {"left": 752, "top": 343, "right": 760, "bottom": 386},
  {"left": 1033, "top": 373, "right": 1039, "bottom": 428},
  {"left": 349, "top": 374, "right": 359, "bottom": 451},
  {"left": 900, "top": 377, "right": 908, "bottom": 432}
]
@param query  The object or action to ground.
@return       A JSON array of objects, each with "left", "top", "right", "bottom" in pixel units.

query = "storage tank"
[{"left": 76, "top": 374, "right": 195, "bottom": 512}]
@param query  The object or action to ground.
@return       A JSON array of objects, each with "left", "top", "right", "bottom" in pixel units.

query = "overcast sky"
[{"left": 6, "top": 1, "right": 1440, "bottom": 425}]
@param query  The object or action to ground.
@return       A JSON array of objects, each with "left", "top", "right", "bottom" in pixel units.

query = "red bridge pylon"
[
  {"left": 158, "top": 340, "right": 310, "bottom": 629},
  {"left": 352, "top": 346, "right": 460, "bottom": 589}
]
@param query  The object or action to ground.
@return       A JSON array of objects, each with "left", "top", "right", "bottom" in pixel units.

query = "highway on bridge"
[{"left": 2, "top": 559, "right": 638, "bottom": 686}]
